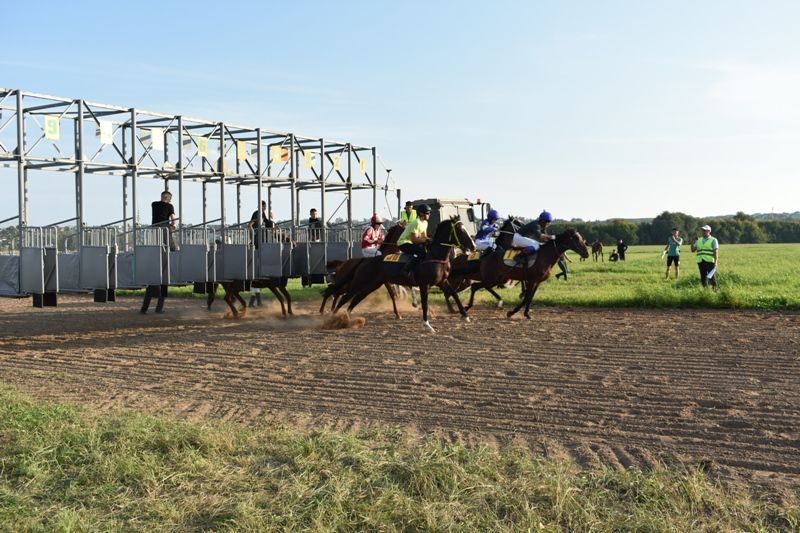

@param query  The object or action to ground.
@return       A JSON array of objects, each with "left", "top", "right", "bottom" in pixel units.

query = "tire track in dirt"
[{"left": 1, "top": 296, "right": 798, "bottom": 488}]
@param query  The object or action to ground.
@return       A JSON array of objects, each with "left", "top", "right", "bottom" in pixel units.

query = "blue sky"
[{"left": 2, "top": 0, "right": 799, "bottom": 225}]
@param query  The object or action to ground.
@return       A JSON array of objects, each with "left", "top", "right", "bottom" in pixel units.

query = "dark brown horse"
[
  {"left": 331, "top": 217, "right": 475, "bottom": 333},
  {"left": 444, "top": 217, "right": 523, "bottom": 312},
  {"left": 479, "top": 229, "right": 589, "bottom": 319},
  {"left": 319, "top": 224, "right": 404, "bottom": 316},
  {"left": 207, "top": 277, "right": 292, "bottom": 318},
  {"left": 592, "top": 240, "right": 604, "bottom": 262}
]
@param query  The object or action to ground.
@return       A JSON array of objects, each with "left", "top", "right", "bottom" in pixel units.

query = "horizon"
[{"left": 2, "top": 1, "right": 799, "bottom": 226}]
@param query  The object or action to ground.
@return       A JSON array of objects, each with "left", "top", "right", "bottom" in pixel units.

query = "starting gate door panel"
[
  {"left": 0, "top": 255, "right": 20, "bottom": 295},
  {"left": 80, "top": 228, "right": 116, "bottom": 290},
  {"left": 135, "top": 228, "right": 169, "bottom": 286}
]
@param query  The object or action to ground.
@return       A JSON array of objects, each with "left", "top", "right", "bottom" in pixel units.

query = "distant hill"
[{"left": 571, "top": 212, "right": 800, "bottom": 224}]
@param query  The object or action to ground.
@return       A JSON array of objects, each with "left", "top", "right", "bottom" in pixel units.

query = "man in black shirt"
[
  {"left": 141, "top": 191, "right": 175, "bottom": 314},
  {"left": 617, "top": 239, "right": 628, "bottom": 261}
]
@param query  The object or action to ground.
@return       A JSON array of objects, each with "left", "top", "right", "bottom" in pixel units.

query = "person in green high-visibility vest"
[
  {"left": 691, "top": 224, "right": 719, "bottom": 289},
  {"left": 399, "top": 201, "right": 417, "bottom": 227}
]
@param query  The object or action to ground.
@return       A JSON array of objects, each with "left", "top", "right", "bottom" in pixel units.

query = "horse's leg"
[
  {"left": 235, "top": 288, "right": 247, "bottom": 314},
  {"left": 411, "top": 287, "right": 418, "bottom": 308},
  {"left": 224, "top": 286, "right": 239, "bottom": 318},
  {"left": 441, "top": 281, "right": 469, "bottom": 322},
  {"left": 465, "top": 281, "right": 483, "bottom": 310},
  {"left": 319, "top": 292, "right": 329, "bottom": 314},
  {"left": 523, "top": 282, "right": 540, "bottom": 319},
  {"left": 280, "top": 284, "right": 293, "bottom": 315},
  {"left": 444, "top": 291, "right": 457, "bottom": 314},
  {"left": 419, "top": 285, "right": 434, "bottom": 333},
  {"left": 384, "top": 282, "right": 402, "bottom": 319},
  {"left": 485, "top": 285, "right": 504, "bottom": 309},
  {"left": 507, "top": 281, "right": 530, "bottom": 319},
  {"left": 207, "top": 282, "right": 217, "bottom": 310},
  {"left": 346, "top": 279, "right": 383, "bottom": 313},
  {"left": 268, "top": 285, "right": 287, "bottom": 316}
]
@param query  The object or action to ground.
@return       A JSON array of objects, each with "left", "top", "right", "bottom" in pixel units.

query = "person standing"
[
  {"left": 308, "top": 208, "right": 324, "bottom": 240},
  {"left": 664, "top": 227, "right": 683, "bottom": 280},
  {"left": 616, "top": 239, "right": 628, "bottom": 261},
  {"left": 691, "top": 224, "right": 719, "bottom": 289},
  {"left": 248, "top": 201, "right": 275, "bottom": 307},
  {"left": 361, "top": 214, "right": 385, "bottom": 257},
  {"left": 141, "top": 191, "right": 175, "bottom": 314},
  {"left": 399, "top": 201, "right": 417, "bottom": 227}
]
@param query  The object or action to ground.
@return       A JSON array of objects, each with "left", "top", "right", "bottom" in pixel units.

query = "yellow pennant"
[
  {"left": 197, "top": 136, "right": 208, "bottom": 157},
  {"left": 236, "top": 141, "right": 248, "bottom": 161},
  {"left": 270, "top": 145, "right": 282, "bottom": 165},
  {"left": 303, "top": 151, "right": 315, "bottom": 169},
  {"left": 44, "top": 115, "right": 60, "bottom": 141},
  {"left": 359, "top": 157, "right": 367, "bottom": 174},
  {"left": 333, "top": 154, "right": 341, "bottom": 171}
]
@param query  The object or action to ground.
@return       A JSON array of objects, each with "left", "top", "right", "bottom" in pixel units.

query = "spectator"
[
  {"left": 664, "top": 227, "right": 683, "bottom": 280},
  {"left": 399, "top": 201, "right": 417, "bottom": 227},
  {"left": 691, "top": 224, "right": 719, "bottom": 289},
  {"left": 141, "top": 191, "right": 175, "bottom": 314},
  {"left": 616, "top": 239, "right": 628, "bottom": 261}
]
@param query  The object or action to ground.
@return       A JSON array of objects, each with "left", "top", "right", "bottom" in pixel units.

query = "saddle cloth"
[
  {"left": 382, "top": 253, "right": 411, "bottom": 264},
  {"left": 502, "top": 249, "right": 537, "bottom": 268}
]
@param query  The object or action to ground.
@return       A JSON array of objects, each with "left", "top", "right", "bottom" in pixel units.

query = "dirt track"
[{"left": 1, "top": 295, "right": 798, "bottom": 489}]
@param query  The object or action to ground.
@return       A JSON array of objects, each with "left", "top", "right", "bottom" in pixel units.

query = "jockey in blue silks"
[{"left": 475, "top": 209, "right": 500, "bottom": 251}]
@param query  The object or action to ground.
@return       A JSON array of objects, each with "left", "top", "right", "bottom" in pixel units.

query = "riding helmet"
[
  {"left": 538, "top": 210, "right": 553, "bottom": 223},
  {"left": 487, "top": 209, "right": 499, "bottom": 220},
  {"left": 370, "top": 213, "right": 384, "bottom": 225},
  {"left": 416, "top": 203, "right": 432, "bottom": 215}
]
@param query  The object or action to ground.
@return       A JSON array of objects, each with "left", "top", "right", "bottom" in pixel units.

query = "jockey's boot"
[
  {"left": 255, "top": 292, "right": 263, "bottom": 307},
  {"left": 248, "top": 294, "right": 256, "bottom": 307}
]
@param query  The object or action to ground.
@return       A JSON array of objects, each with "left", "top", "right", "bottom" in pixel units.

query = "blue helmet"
[
  {"left": 538, "top": 210, "right": 553, "bottom": 223},
  {"left": 487, "top": 209, "right": 499, "bottom": 220}
]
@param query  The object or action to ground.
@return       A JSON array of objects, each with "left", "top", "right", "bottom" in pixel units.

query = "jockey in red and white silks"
[{"left": 361, "top": 214, "right": 385, "bottom": 257}]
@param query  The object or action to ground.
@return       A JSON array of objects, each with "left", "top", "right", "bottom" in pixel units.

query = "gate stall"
[
  {"left": 80, "top": 227, "right": 117, "bottom": 302},
  {"left": 19, "top": 227, "right": 58, "bottom": 307},
  {"left": 135, "top": 227, "right": 170, "bottom": 287},
  {"left": 256, "top": 227, "right": 291, "bottom": 278},
  {"left": 175, "top": 228, "right": 216, "bottom": 285},
  {"left": 220, "top": 227, "right": 254, "bottom": 282}
]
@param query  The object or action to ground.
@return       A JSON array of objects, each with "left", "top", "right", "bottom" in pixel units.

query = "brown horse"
[
  {"left": 319, "top": 224, "right": 404, "bottom": 316},
  {"left": 207, "top": 277, "right": 292, "bottom": 318},
  {"left": 592, "top": 240, "right": 604, "bottom": 262},
  {"left": 444, "top": 217, "right": 523, "bottom": 312},
  {"left": 331, "top": 217, "right": 475, "bottom": 332},
  {"left": 478, "top": 229, "right": 589, "bottom": 319}
]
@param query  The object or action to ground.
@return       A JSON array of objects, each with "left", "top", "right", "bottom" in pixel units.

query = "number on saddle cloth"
[{"left": 502, "top": 249, "right": 537, "bottom": 268}]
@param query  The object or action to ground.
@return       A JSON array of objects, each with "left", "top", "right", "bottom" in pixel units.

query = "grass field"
[
  {"left": 125, "top": 243, "right": 800, "bottom": 311},
  {"left": 1, "top": 387, "right": 796, "bottom": 531}
]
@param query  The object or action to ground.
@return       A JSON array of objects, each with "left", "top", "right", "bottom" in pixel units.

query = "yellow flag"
[
  {"left": 303, "top": 151, "right": 315, "bottom": 169},
  {"left": 270, "top": 145, "right": 282, "bottom": 165},
  {"left": 359, "top": 157, "right": 367, "bottom": 174},
  {"left": 333, "top": 154, "right": 341, "bottom": 171},
  {"left": 197, "top": 136, "right": 208, "bottom": 157},
  {"left": 236, "top": 141, "right": 248, "bottom": 161},
  {"left": 44, "top": 115, "right": 60, "bottom": 141}
]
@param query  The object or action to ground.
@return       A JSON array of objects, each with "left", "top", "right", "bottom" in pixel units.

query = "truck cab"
[{"left": 408, "top": 198, "right": 490, "bottom": 237}]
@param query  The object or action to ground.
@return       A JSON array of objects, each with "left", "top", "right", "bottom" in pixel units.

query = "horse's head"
[
  {"left": 555, "top": 229, "right": 590, "bottom": 259},
  {"left": 495, "top": 216, "right": 523, "bottom": 248},
  {"left": 434, "top": 216, "right": 476, "bottom": 253}
]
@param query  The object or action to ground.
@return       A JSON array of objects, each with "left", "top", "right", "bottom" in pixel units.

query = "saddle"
[
  {"left": 382, "top": 253, "right": 412, "bottom": 264},
  {"left": 502, "top": 249, "right": 537, "bottom": 268}
]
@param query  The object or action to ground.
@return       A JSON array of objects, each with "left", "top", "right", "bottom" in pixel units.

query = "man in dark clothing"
[
  {"left": 617, "top": 239, "right": 628, "bottom": 261},
  {"left": 250, "top": 200, "right": 275, "bottom": 230},
  {"left": 141, "top": 191, "right": 174, "bottom": 314},
  {"left": 308, "top": 208, "right": 323, "bottom": 240}
]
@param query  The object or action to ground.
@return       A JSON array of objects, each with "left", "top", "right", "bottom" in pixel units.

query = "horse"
[
  {"left": 207, "top": 277, "right": 292, "bottom": 318},
  {"left": 478, "top": 229, "right": 589, "bottom": 319},
  {"left": 330, "top": 217, "right": 476, "bottom": 333},
  {"left": 592, "top": 240, "right": 604, "bottom": 262},
  {"left": 319, "top": 224, "right": 404, "bottom": 317},
  {"left": 444, "top": 217, "right": 524, "bottom": 312}
]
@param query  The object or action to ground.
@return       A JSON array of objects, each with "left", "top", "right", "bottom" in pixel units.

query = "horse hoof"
[
  {"left": 506, "top": 311, "right": 514, "bottom": 319},
  {"left": 461, "top": 315, "right": 470, "bottom": 323},
  {"left": 422, "top": 320, "right": 436, "bottom": 333},
  {"left": 496, "top": 301, "right": 503, "bottom": 309},
  {"left": 411, "top": 302, "right": 418, "bottom": 308},
  {"left": 524, "top": 313, "right": 531, "bottom": 320}
]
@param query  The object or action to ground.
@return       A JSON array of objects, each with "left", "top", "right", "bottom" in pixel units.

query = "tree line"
[{"left": 549, "top": 211, "right": 800, "bottom": 245}]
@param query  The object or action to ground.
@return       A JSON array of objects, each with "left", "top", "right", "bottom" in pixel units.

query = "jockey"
[
  {"left": 475, "top": 209, "right": 500, "bottom": 252},
  {"left": 512, "top": 210, "right": 556, "bottom": 253},
  {"left": 398, "top": 203, "right": 431, "bottom": 258},
  {"left": 361, "top": 214, "right": 385, "bottom": 257}
]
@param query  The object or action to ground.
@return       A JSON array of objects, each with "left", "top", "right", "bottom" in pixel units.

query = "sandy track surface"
[{"left": 1, "top": 295, "right": 798, "bottom": 489}]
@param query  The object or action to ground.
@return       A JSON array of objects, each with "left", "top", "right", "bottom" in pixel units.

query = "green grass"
[
  {"left": 120, "top": 244, "right": 800, "bottom": 311},
  {"left": 0, "top": 386, "right": 797, "bottom": 532}
]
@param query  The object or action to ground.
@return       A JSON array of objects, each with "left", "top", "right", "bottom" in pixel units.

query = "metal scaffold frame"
[{"left": 0, "top": 87, "right": 401, "bottom": 303}]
